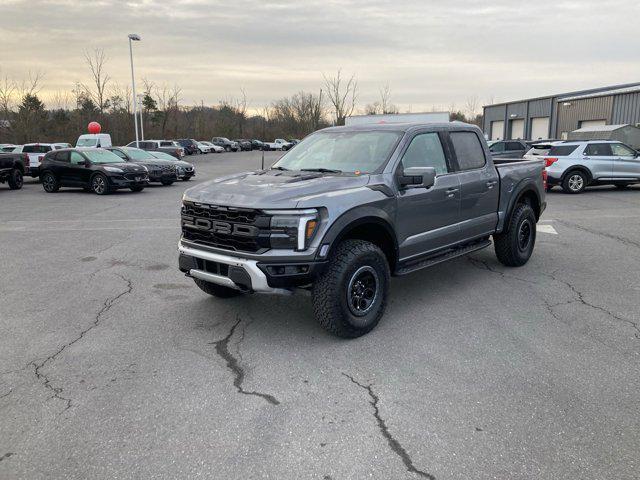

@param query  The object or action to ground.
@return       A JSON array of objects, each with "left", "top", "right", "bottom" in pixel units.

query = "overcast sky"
[{"left": 1, "top": 0, "right": 639, "bottom": 113}]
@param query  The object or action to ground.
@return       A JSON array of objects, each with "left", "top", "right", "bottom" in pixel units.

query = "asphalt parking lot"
[{"left": 1, "top": 151, "right": 639, "bottom": 479}]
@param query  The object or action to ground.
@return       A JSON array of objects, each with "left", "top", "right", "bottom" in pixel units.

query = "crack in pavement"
[
  {"left": 28, "top": 273, "right": 134, "bottom": 413},
  {"left": 342, "top": 373, "right": 435, "bottom": 479},
  {"left": 467, "top": 257, "right": 538, "bottom": 285},
  {"left": 544, "top": 271, "right": 640, "bottom": 340},
  {"left": 211, "top": 317, "right": 280, "bottom": 406},
  {"left": 554, "top": 219, "right": 640, "bottom": 251}
]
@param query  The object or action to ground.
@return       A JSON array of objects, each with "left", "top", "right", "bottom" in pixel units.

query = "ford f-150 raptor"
[{"left": 178, "top": 123, "right": 546, "bottom": 337}]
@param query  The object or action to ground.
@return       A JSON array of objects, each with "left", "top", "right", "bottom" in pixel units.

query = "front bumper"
[
  {"left": 149, "top": 172, "right": 178, "bottom": 183},
  {"left": 177, "top": 170, "right": 195, "bottom": 180},
  {"left": 108, "top": 174, "right": 149, "bottom": 188},
  {"left": 178, "top": 241, "right": 325, "bottom": 294}
]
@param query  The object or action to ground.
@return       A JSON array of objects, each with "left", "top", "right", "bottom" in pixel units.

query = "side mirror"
[
  {"left": 399, "top": 167, "right": 436, "bottom": 189},
  {"left": 85, "top": 159, "right": 91, "bottom": 167}
]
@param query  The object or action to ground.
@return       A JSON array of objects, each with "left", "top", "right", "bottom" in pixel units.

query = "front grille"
[
  {"left": 181, "top": 201, "right": 271, "bottom": 253},
  {"left": 160, "top": 164, "right": 175, "bottom": 172},
  {"left": 124, "top": 172, "right": 147, "bottom": 181}
]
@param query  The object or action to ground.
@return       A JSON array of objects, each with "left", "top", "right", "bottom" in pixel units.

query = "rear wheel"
[
  {"left": 193, "top": 278, "right": 242, "bottom": 298},
  {"left": 41, "top": 172, "right": 60, "bottom": 193},
  {"left": 8, "top": 168, "right": 23, "bottom": 190},
  {"left": 225, "top": 146, "right": 231, "bottom": 152},
  {"left": 91, "top": 173, "right": 111, "bottom": 195},
  {"left": 494, "top": 203, "right": 537, "bottom": 267},
  {"left": 161, "top": 179, "right": 174, "bottom": 186},
  {"left": 130, "top": 185, "right": 144, "bottom": 192},
  {"left": 312, "top": 240, "right": 390, "bottom": 338},
  {"left": 562, "top": 170, "right": 587, "bottom": 194}
]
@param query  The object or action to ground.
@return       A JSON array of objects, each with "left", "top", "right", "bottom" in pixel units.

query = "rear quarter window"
[
  {"left": 450, "top": 131, "right": 486, "bottom": 170},
  {"left": 547, "top": 145, "right": 578, "bottom": 156}
]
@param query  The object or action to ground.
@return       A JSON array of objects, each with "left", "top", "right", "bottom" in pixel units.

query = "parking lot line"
[{"left": 537, "top": 224, "right": 558, "bottom": 235}]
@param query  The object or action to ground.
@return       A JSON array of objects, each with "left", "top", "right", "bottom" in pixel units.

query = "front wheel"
[
  {"left": 41, "top": 172, "right": 60, "bottom": 193},
  {"left": 130, "top": 186, "right": 144, "bottom": 192},
  {"left": 225, "top": 146, "right": 231, "bottom": 152},
  {"left": 91, "top": 173, "right": 111, "bottom": 195},
  {"left": 194, "top": 278, "right": 242, "bottom": 298},
  {"left": 494, "top": 203, "right": 537, "bottom": 267},
  {"left": 161, "top": 179, "right": 174, "bottom": 186},
  {"left": 312, "top": 240, "right": 389, "bottom": 338},
  {"left": 562, "top": 170, "right": 587, "bottom": 194},
  {"left": 8, "top": 168, "right": 23, "bottom": 190}
]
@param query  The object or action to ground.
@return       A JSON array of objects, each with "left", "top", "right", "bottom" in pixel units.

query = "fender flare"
[{"left": 500, "top": 178, "right": 542, "bottom": 232}]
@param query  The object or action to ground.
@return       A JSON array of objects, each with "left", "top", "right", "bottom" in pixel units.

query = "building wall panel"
[
  {"left": 555, "top": 96, "right": 613, "bottom": 137},
  {"left": 612, "top": 93, "right": 640, "bottom": 125}
]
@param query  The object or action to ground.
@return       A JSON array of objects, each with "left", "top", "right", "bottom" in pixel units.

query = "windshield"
[
  {"left": 77, "top": 138, "right": 98, "bottom": 147},
  {"left": 149, "top": 151, "right": 175, "bottom": 161},
  {"left": 272, "top": 130, "right": 402, "bottom": 173},
  {"left": 121, "top": 147, "right": 153, "bottom": 160},
  {"left": 84, "top": 149, "right": 124, "bottom": 164}
]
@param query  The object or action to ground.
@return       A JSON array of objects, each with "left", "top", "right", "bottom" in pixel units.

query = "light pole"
[
  {"left": 137, "top": 94, "right": 145, "bottom": 141},
  {"left": 128, "top": 33, "right": 141, "bottom": 147}
]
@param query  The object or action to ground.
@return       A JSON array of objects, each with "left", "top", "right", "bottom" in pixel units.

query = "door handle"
[
  {"left": 486, "top": 180, "right": 498, "bottom": 188},
  {"left": 445, "top": 187, "right": 458, "bottom": 198}
]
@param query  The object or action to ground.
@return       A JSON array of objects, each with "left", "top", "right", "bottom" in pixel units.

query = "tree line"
[{"left": 0, "top": 50, "right": 482, "bottom": 146}]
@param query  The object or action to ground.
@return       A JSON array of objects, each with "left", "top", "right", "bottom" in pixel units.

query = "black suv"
[
  {"left": 233, "top": 139, "right": 252, "bottom": 151},
  {"left": 176, "top": 139, "right": 199, "bottom": 155},
  {"left": 108, "top": 147, "right": 178, "bottom": 186},
  {"left": 250, "top": 139, "right": 265, "bottom": 151},
  {"left": 40, "top": 148, "right": 148, "bottom": 195}
]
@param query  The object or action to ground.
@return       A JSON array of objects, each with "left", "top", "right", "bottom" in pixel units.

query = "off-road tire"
[
  {"left": 562, "top": 170, "right": 587, "bottom": 194},
  {"left": 312, "top": 239, "right": 390, "bottom": 338},
  {"left": 130, "top": 186, "right": 145, "bottom": 192},
  {"left": 193, "top": 278, "right": 242, "bottom": 298},
  {"left": 41, "top": 172, "right": 60, "bottom": 193},
  {"left": 8, "top": 168, "right": 23, "bottom": 190},
  {"left": 91, "top": 173, "right": 111, "bottom": 195},
  {"left": 494, "top": 203, "right": 536, "bottom": 267}
]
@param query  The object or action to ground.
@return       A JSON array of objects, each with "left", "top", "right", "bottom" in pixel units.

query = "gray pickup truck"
[
  {"left": 178, "top": 123, "right": 546, "bottom": 337},
  {"left": 0, "top": 152, "right": 26, "bottom": 190}
]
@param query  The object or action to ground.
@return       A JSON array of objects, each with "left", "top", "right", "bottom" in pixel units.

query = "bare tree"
[
  {"left": 464, "top": 95, "right": 479, "bottom": 118},
  {"left": 17, "top": 71, "right": 44, "bottom": 99},
  {"left": 322, "top": 69, "right": 358, "bottom": 125},
  {"left": 83, "top": 48, "right": 111, "bottom": 113},
  {"left": 0, "top": 74, "right": 16, "bottom": 115}
]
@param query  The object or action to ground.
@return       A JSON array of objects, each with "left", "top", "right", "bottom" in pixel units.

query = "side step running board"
[{"left": 395, "top": 239, "right": 492, "bottom": 276}]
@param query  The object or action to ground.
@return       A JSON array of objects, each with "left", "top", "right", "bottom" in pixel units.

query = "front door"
[
  {"left": 68, "top": 151, "right": 90, "bottom": 185},
  {"left": 395, "top": 132, "right": 461, "bottom": 261},
  {"left": 449, "top": 130, "right": 500, "bottom": 240},
  {"left": 611, "top": 143, "right": 640, "bottom": 180}
]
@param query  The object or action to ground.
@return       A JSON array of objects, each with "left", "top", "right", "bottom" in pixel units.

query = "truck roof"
[{"left": 320, "top": 122, "right": 479, "bottom": 134}]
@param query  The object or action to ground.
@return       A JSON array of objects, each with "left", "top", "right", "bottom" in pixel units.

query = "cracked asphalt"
[{"left": 1, "top": 151, "right": 639, "bottom": 479}]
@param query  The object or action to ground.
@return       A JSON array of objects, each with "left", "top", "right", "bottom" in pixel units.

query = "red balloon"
[{"left": 88, "top": 121, "right": 101, "bottom": 134}]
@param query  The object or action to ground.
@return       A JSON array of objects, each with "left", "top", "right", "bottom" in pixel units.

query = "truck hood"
[{"left": 183, "top": 170, "right": 370, "bottom": 208}]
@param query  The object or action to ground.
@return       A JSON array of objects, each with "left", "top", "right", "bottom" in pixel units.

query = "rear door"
[
  {"left": 611, "top": 143, "right": 640, "bottom": 180},
  {"left": 395, "top": 131, "right": 461, "bottom": 260},
  {"left": 49, "top": 150, "right": 71, "bottom": 183},
  {"left": 449, "top": 130, "right": 500, "bottom": 240},
  {"left": 582, "top": 143, "right": 614, "bottom": 179}
]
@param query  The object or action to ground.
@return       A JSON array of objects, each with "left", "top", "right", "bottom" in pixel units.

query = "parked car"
[
  {"left": 125, "top": 140, "right": 185, "bottom": 159},
  {"left": 178, "top": 122, "right": 546, "bottom": 337},
  {"left": 233, "top": 139, "right": 252, "bottom": 151},
  {"left": 0, "top": 144, "right": 18, "bottom": 152},
  {"left": 176, "top": 139, "right": 200, "bottom": 155},
  {"left": 196, "top": 142, "right": 212, "bottom": 154},
  {"left": 523, "top": 141, "right": 562, "bottom": 161},
  {"left": 544, "top": 140, "right": 640, "bottom": 193},
  {"left": 76, "top": 133, "right": 112, "bottom": 148},
  {"left": 14, "top": 143, "right": 71, "bottom": 177},
  {"left": 263, "top": 138, "right": 293, "bottom": 151},
  {"left": 107, "top": 147, "right": 178, "bottom": 185},
  {"left": 39, "top": 148, "right": 149, "bottom": 195},
  {"left": 211, "top": 137, "right": 239, "bottom": 152},
  {"left": 487, "top": 140, "right": 528, "bottom": 159},
  {"left": 199, "top": 141, "right": 224, "bottom": 153},
  {"left": 0, "top": 152, "right": 26, "bottom": 190},
  {"left": 147, "top": 151, "right": 196, "bottom": 181},
  {"left": 250, "top": 139, "right": 265, "bottom": 151}
]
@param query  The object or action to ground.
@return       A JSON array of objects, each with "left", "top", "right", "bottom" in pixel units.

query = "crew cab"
[
  {"left": 40, "top": 148, "right": 149, "bottom": 195},
  {"left": 15, "top": 143, "right": 71, "bottom": 177},
  {"left": 178, "top": 123, "right": 546, "bottom": 338},
  {"left": 544, "top": 140, "right": 640, "bottom": 193},
  {"left": 0, "top": 152, "right": 26, "bottom": 190},
  {"left": 126, "top": 140, "right": 185, "bottom": 159}
]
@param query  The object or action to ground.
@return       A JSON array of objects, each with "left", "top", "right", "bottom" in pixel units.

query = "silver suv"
[{"left": 545, "top": 140, "right": 640, "bottom": 193}]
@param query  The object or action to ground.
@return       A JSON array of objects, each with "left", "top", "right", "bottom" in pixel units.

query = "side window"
[
  {"left": 70, "top": 152, "right": 85, "bottom": 165},
  {"left": 584, "top": 143, "right": 612, "bottom": 156},
  {"left": 401, "top": 133, "right": 448, "bottom": 175},
  {"left": 55, "top": 151, "right": 70, "bottom": 163},
  {"left": 507, "top": 142, "right": 525, "bottom": 151},
  {"left": 611, "top": 143, "right": 636, "bottom": 156},
  {"left": 489, "top": 142, "right": 505, "bottom": 153},
  {"left": 450, "top": 131, "right": 486, "bottom": 170}
]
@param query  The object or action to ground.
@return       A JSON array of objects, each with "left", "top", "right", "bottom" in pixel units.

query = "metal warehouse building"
[{"left": 482, "top": 82, "right": 640, "bottom": 141}]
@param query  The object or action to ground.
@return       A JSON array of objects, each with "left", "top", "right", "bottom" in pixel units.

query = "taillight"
[
  {"left": 544, "top": 157, "right": 558, "bottom": 168},
  {"left": 38, "top": 155, "right": 44, "bottom": 164},
  {"left": 542, "top": 169, "right": 548, "bottom": 190}
]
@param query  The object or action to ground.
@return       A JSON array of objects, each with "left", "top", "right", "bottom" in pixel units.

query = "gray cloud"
[{"left": 1, "top": 0, "right": 638, "bottom": 111}]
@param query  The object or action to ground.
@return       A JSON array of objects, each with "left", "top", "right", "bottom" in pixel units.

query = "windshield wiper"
[
  {"left": 300, "top": 168, "right": 342, "bottom": 173},
  {"left": 270, "top": 166, "right": 289, "bottom": 171}
]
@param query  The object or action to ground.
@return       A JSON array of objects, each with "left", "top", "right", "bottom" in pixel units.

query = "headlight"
[
  {"left": 141, "top": 165, "right": 148, "bottom": 172},
  {"left": 103, "top": 166, "right": 123, "bottom": 173},
  {"left": 265, "top": 209, "right": 318, "bottom": 251}
]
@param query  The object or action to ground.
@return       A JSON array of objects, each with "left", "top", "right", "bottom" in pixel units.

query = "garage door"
[
  {"left": 579, "top": 119, "right": 606, "bottom": 129},
  {"left": 491, "top": 121, "right": 504, "bottom": 140},
  {"left": 510, "top": 119, "right": 525, "bottom": 139},
  {"left": 530, "top": 117, "right": 549, "bottom": 140}
]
